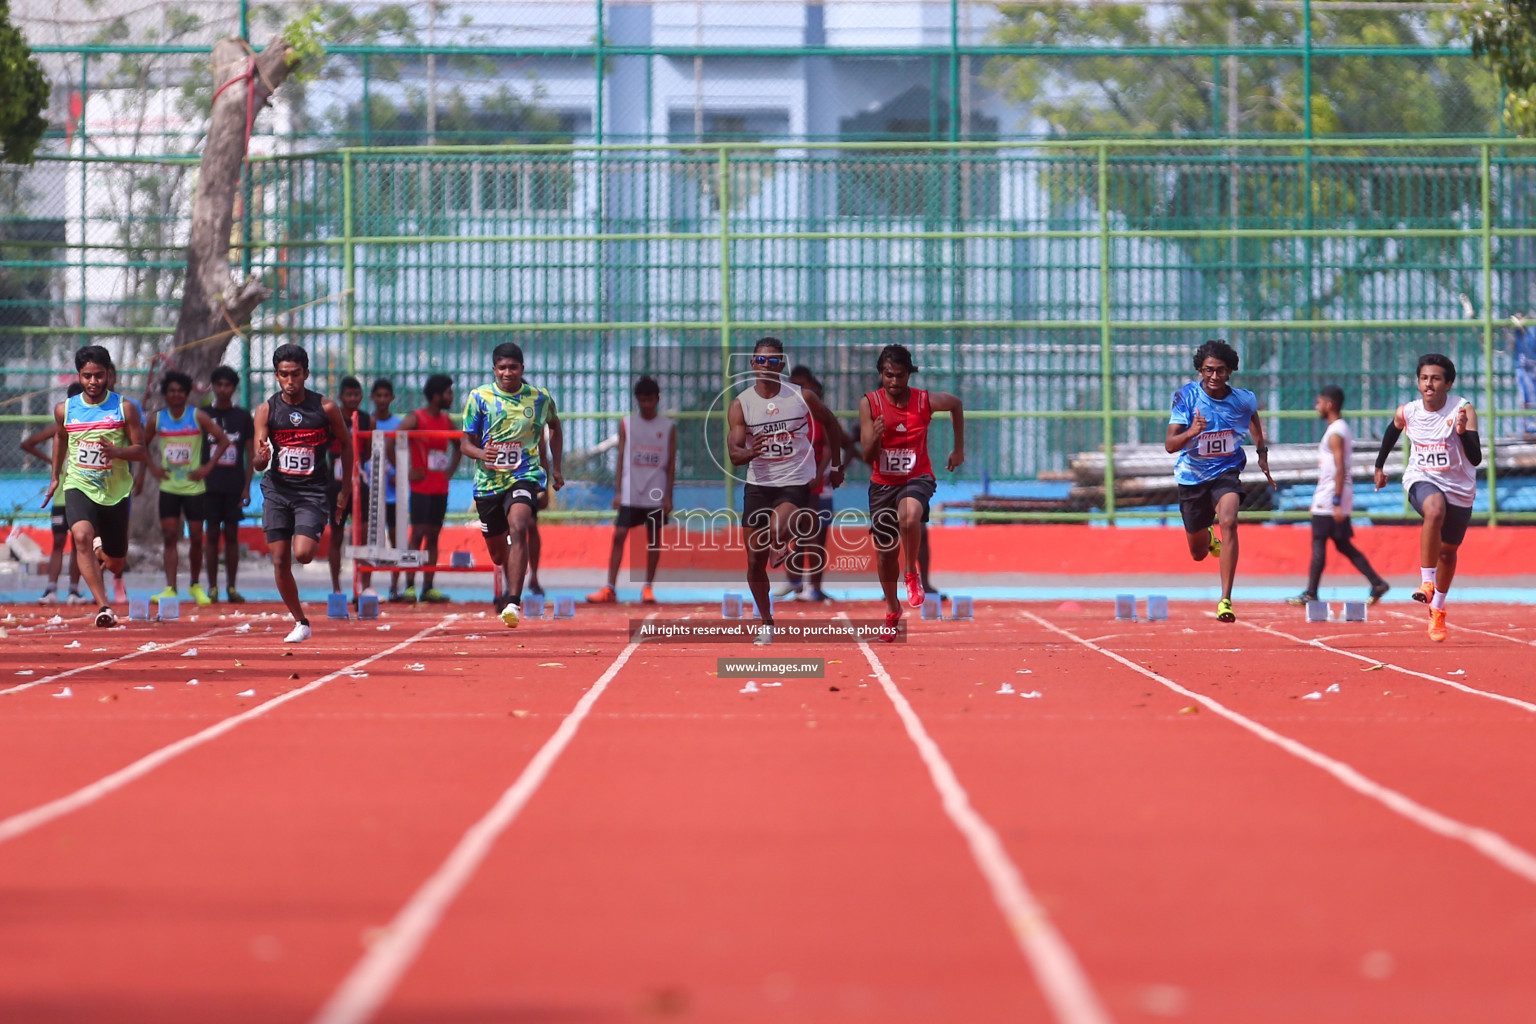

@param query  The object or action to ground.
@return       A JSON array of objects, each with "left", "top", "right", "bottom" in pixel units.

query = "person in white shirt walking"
[
  {"left": 1287, "top": 385, "right": 1389, "bottom": 608},
  {"left": 1373, "top": 354, "right": 1482, "bottom": 643},
  {"left": 587, "top": 376, "right": 676, "bottom": 605}
]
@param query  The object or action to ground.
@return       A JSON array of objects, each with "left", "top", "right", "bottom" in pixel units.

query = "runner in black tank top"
[{"left": 253, "top": 344, "right": 354, "bottom": 644}]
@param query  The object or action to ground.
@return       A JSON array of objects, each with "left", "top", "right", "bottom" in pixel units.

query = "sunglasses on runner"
[{"left": 751, "top": 355, "right": 784, "bottom": 367}]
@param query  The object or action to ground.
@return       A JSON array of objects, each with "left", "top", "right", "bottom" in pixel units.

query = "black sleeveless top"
[{"left": 261, "top": 390, "right": 332, "bottom": 495}]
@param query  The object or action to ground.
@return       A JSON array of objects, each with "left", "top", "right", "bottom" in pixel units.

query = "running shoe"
[
  {"left": 1286, "top": 592, "right": 1318, "bottom": 607},
  {"left": 226, "top": 589, "right": 246, "bottom": 604},
  {"left": 37, "top": 589, "right": 58, "bottom": 606},
  {"left": 283, "top": 621, "right": 312, "bottom": 644},
  {"left": 771, "top": 581, "right": 802, "bottom": 599},
  {"left": 361, "top": 587, "right": 380, "bottom": 599},
  {"left": 527, "top": 579, "right": 545, "bottom": 597},
  {"left": 387, "top": 588, "right": 408, "bottom": 604},
  {"left": 805, "top": 588, "right": 828, "bottom": 603},
  {"left": 421, "top": 588, "right": 450, "bottom": 604},
  {"left": 1367, "top": 581, "right": 1391, "bottom": 606},
  {"left": 151, "top": 586, "right": 177, "bottom": 605},
  {"left": 1208, "top": 527, "right": 1221, "bottom": 558},
  {"left": 586, "top": 585, "right": 617, "bottom": 604},
  {"left": 500, "top": 602, "right": 521, "bottom": 629},
  {"left": 640, "top": 585, "right": 657, "bottom": 605},
  {"left": 1216, "top": 597, "right": 1236, "bottom": 623},
  {"left": 66, "top": 591, "right": 88, "bottom": 606},
  {"left": 1412, "top": 581, "right": 1435, "bottom": 605},
  {"left": 402, "top": 586, "right": 418, "bottom": 603},
  {"left": 753, "top": 624, "right": 773, "bottom": 646},
  {"left": 94, "top": 606, "right": 117, "bottom": 628},
  {"left": 767, "top": 541, "right": 791, "bottom": 569},
  {"left": 1428, "top": 607, "right": 1447, "bottom": 643},
  {"left": 904, "top": 572, "right": 924, "bottom": 609},
  {"left": 112, "top": 576, "right": 128, "bottom": 604},
  {"left": 879, "top": 608, "right": 902, "bottom": 644},
  {"left": 189, "top": 583, "right": 212, "bottom": 607}
]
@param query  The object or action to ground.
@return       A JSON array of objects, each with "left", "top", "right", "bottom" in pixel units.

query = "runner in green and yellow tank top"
[
  {"left": 134, "top": 370, "right": 231, "bottom": 606},
  {"left": 44, "top": 345, "right": 147, "bottom": 627}
]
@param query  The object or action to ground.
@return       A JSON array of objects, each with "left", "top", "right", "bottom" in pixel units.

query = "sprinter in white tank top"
[
  {"left": 1373, "top": 353, "right": 1484, "bottom": 642},
  {"left": 727, "top": 338, "right": 845, "bottom": 644},
  {"left": 587, "top": 376, "right": 676, "bottom": 605}
]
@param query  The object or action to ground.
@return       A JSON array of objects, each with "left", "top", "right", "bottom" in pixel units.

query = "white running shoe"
[
  {"left": 500, "top": 602, "right": 521, "bottom": 629},
  {"left": 37, "top": 590, "right": 59, "bottom": 606},
  {"left": 283, "top": 622, "right": 312, "bottom": 644},
  {"left": 66, "top": 591, "right": 88, "bottom": 606},
  {"left": 94, "top": 606, "right": 118, "bottom": 628},
  {"left": 753, "top": 624, "right": 773, "bottom": 646},
  {"left": 771, "top": 582, "right": 801, "bottom": 599},
  {"left": 361, "top": 587, "right": 380, "bottom": 599}
]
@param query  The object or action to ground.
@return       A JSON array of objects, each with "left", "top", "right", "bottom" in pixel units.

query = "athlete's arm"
[
  {"left": 1372, "top": 406, "right": 1405, "bottom": 490},
  {"left": 42, "top": 401, "right": 66, "bottom": 507},
  {"left": 545, "top": 410, "right": 564, "bottom": 490},
  {"left": 1247, "top": 411, "right": 1276, "bottom": 488},
  {"left": 240, "top": 416, "right": 255, "bottom": 506},
  {"left": 857, "top": 395, "right": 879, "bottom": 466},
  {"left": 664, "top": 421, "right": 677, "bottom": 515},
  {"left": 1328, "top": 431, "right": 1349, "bottom": 521},
  {"left": 133, "top": 416, "right": 160, "bottom": 492},
  {"left": 189, "top": 409, "right": 231, "bottom": 482},
  {"left": 444, "top": 412, "right": 462, "bottom": 479},
  {"left": 1164, "top": 411, "right": 1207, "bottom": 453},
  {"left": 1457, "top": 403, "right": 1482, "bottom": 466},
  {"left": 728, "top": 399, "right": 766, "bottom": 465},
  {"left": 804, "top": 392, "right": 844, "bottom": 472},
  {"left": 252, "top": 401, "right": 272, "bottom": 471},
  {"left": 931, "top": 391, "right": 966, "bottom": 472},
  {"left": 612, "top": 418, "right": 626, "bottom": 509},
  {"left": 19, "top": 423, "right": 56, "bottom": 463},
  {"left": 323, "top": 398, "right": 354, "bottom": 514},
  {"left": 398, "top": 411, "right": 425, "bottom": 482}
]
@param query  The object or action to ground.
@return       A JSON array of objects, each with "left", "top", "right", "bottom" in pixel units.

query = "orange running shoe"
[
  {"left": 585, "top": 585, "right": 617, "bottom": 604},
  {"left": 1413, "top": 581, "right": 1435, "bottom": 604},
  {"left": 1428, "top": 607, "right": 1447, "bottom": 642},
  {"left": 640, "top": 585, "right": 657, "bottom": 605},
  {"left": 904, "top": 572, "right": 924, "bottom": 609}
]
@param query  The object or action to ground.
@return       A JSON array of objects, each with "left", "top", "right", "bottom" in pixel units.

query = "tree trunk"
[{"left": 131, "top": 36, "right": 296, "bottom": 559}]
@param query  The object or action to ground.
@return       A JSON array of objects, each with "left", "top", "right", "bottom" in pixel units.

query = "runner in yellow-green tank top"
[{"left": 44, "top": 346, "right": 146, "bottom": 627}]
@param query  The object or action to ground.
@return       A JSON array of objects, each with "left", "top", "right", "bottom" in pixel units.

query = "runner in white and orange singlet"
[{"left": 859, "top": 343, "right": 964, "bottom": 642}]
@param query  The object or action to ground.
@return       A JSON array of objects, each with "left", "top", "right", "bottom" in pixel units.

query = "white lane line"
[
  {"left": 310, "top": 614, "right": 656, "bottom": 1024},
  {"left": 0, "top": 615, "right": 459, "bottom": 846},
  {"left": 854, "top": 626, "right": 1112, "bottom": 1024},
  {"left": 1381, "top": 608, "right": 1536, "bottom": 647},
  {"left": 0, "top": 626, "right": 231, "bottom": 697},
  {"left": 1022, "top": 611, "right": 1536, "bottom": 887},
  {"left": 1232, "top": 618, "right": 1536, "bottom": 715}
]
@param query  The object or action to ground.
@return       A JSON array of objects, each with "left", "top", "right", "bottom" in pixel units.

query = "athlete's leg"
[
  {"left": 222, "top": 520, "right": 241, "bottom": 592},
  {"left": 69, "top": 521, "right": 110, "bottom": 608},
  {"left": 160, "top": 514, "right": 181, "bottom": 589},
  {"left": 526, "top": 517, "right": 542, "bottom": 591},
  {"left": 1304, "top": 518, "right": 1329, "bottom": 596},
  {"left": 896, "top": 496, "right": 925, "bottom": 576},
  {"left": 745, "top": 507, "right": 777, "bottom": 627},
  {"left": 606, "top": 524, "right": 627, "bottom": 588},
  {"left": 328, "top": 522, "right": 345, "bottom": 591},
  {"left": 405, "top": 523, "right": 426, "bottom": 593},
  {"left": 1215, "top": 489, "right": 1241, "bottom": 602},
  {"left": 203, "top": 514, "right": 221, "bottom": 592},
  {"left": 1436, "top": 542, "right": 1460, "bottom": 596},
  {"left": 506, "top": 502, "right": 535, "bottom": 604},
  {"left": 1417, "top": 489, "right": 1446, "bottom": 575},
  {"left": 1332, "top": 530, "right": 1386, "bottom": 587},
  {"left": 422, "top": 521, "right": 443, "bottom": 592},
  {"left": 269, "top": 537, "right": 305, "bottom": 622},
  {"left": 186, "top": 519, "right": 204, "bottom": 592},
  {"left": 917, "top": 523, "right": 933, "bottom": 593},
  {"left": 45, "top": 524, "right": 65, "bottom": 589},
  {"left": 645, "top": 526, "right": 662, "bottom": 586}
]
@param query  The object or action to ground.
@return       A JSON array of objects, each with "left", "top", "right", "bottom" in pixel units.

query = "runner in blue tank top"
[{"left": 1164, "top": 339, "right": 1276, "bottom": 623}]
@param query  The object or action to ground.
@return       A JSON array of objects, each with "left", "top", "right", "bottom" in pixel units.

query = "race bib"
[
  {"left": 75, "top": 440, "right": 109, "bottom": 470},
  {"left": 760, "top": 431, "right": 794, "bottom": 460},
  {"left": 277, "top": 446, "right": 315, "bottom": 475},
  {"left": 1413, "top": 443, "right": 1451, "bottom": 470},
  {"left": 632, "top": 446, "right": 663, "bottom": 467},
  {"left": 1195, "top": 430, "right": 1238, "bottom": 458},
  {"left": 164, "top": 442, "right": 193, "bottom": 467},
  {"left": 426, "top": 449, "right": 450, "bottom": 472},
  {"left": 881, "top": 447, "right": 918, "bottom": 474},
  {"left": 486, "top": 441, "right": 523, "bottom": 469},
  {"left": 217, "top": 442, "right": 239, "bottom": 466}
]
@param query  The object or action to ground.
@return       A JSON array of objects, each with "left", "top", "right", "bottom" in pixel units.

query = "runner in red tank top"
[
  {"left": 859, "top": 344, "right": 964, "bottom": 641},
  {"left": 398, "top": 374, "right": 460, "bottom": 602}
]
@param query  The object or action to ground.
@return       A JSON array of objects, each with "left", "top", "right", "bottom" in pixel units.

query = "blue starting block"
[
  {"left": 128, "top": 595, "right": 150, "bottom": 621},
  {"left": 946, "top": 595, "right": 974, "bottom": 620},
  {"left": 156, "top": 596, "right": 180, "bottom": 620},
  {"left": 1115, "top": 594, "right": 1137, "bottom": 621},
  {"left": 1144, "top": 595, "right": 1169, "bottom": 621},
  {"left": 921, "top": 594, "right": 942, "bottom": 620},
  {"left": 721, "top": 593, "right": 743, "bottom": 618},
  {"left": 1344, "top": 601, "right": 1367, "bottom": 622},
  {"left": 1305, "top": 600, "right": 1329, "bottom": 623},
  {"left": 554, "top": 596, "right": 576, "bottom": 619},
  {"left": 450, "top": 550, "right": 474, "bottom": 568},
  {"left": 522, "top": 593, "right": 545, "bottom": 618},
  {"left": 356, "top": 594, "right": 380, "bottom": 619},
  {"left": 327, "top": 593, "right": 350, "bottom": 620}
]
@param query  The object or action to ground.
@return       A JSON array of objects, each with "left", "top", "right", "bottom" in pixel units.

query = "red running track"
[{"left": 0, "top": 599, "right": 1533, "bottom": 1022}]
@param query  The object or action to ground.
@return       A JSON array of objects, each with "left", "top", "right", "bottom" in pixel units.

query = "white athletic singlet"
[
  {"left": 737, "top": 382, "right": 815, "bottom": 487},
  {"left": 1400, "top": 394, "right": 1476, "bottom": 507},
  {"left": 1309, "top": 419, "right": 1353, "bottom": 515},
  {"left": 619, "top": 412, "right": 673, "bottom": 508}
]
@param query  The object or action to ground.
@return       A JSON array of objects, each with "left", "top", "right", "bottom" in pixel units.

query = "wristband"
[
  {"left": 1331, "top": 495, "right": 1342, "bottom": 506},
  {"left": 1255, "top": 446, "right": 1268, "bottom": 455}
]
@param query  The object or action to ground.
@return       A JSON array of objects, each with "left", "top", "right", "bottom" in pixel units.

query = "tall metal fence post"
[
  {"left": 342, "top": 152, "right": 357, "bottom": 377},
  {"left": 1098, "top": 144, "right": 1117, "bottom": 523},
  {"left": 718, "top": 146, "right": 734, "bottom": 514},
  {"left": 1482, "top": 143, "right": 1499, "bottom": 525}
]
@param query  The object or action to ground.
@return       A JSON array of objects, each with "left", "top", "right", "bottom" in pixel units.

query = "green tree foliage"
[
  {"left": 0, "top": 0, "right": 49, "bottom": 164},
  {"left": 1471, "top": 0, "right": 1536, "bottom": 135}
]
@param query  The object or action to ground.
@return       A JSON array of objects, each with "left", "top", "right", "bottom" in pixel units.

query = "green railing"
[{"left": 5, "top": 137, "right": 1536, "bottom": 523}]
